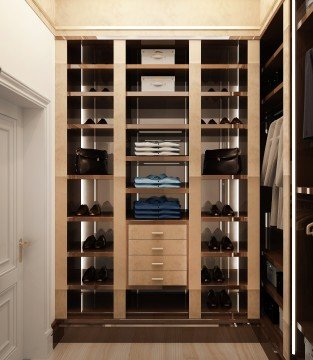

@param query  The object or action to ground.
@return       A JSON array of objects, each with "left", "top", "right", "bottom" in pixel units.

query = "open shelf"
[
  {"left": 201, "top": 212, "right": 248, "bottom": 222},
  {"left": 201, "top": 64, "right": 247, "bottom": 69},
  {"left": 126, "top": 156, "right": 189, "bottom": 162},
  {"left": 262, "top": 43, "right": 283, "bottom": 72},
  {"left": 201, "top": 242, "right": 247, "bottom": 258},
  {"left": 126, "top": 124, "right": 189, "bottom": 130},
  {"left": 126, "top": 64, "right": 189, "bottom": 70},
  {"left": 67, "top": 175, "right": 114, "bottom": 180},
  {"left": 263, "top": 249, "right": 283, "bottom": 272},
  {"left": 201, "top": 91, "right": 247, "bottom": 97},
  {"left": 68, "top": 280, "right": 114, "bottom": 291},
  {"left": 202, "top": 175, "right": 247, "bottom": 180},
  {"left": 67, "top": 64, "right": 114, "bottom": 69},
  {"left": 201, "top": 124, "right": 247, "bottom": 130},
  {"left": 263, "top": 280, "right": 283, "bottom": 309},
  {"left": 67, "top": 91, "right": 114, "bottom": 97},
  {"left": 126, "top": 184, "right": 189, "bottom": 194},
  {"left": 201, "top": 270, "right": 247, "bottom": 290},
  {"left": 261, "top": 82, "right": 283, "bottom": 104},
  {"left": 67, "top": 124, "right": 114, "bottom": 130},
  {"left": 67, "top": 213, "right": 114, "bottom": 222},
  {"left": 126, "top": 91, "right": 189, "bottom": 97},
  {"left": 67, "top": 243, "right": 114, "bottom": 258}
]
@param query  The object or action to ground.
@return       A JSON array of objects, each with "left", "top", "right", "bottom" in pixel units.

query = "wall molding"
[
  {"left": 25, "top": 0, "right": 55, "bottom": 35},
  {"left": 260, "top": 0, "right": 284, "bottom": 36}
]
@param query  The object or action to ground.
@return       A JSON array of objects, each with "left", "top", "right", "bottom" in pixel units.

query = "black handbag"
[
  {"left": 75, "top": 148, "right": 108, "bottom": 175},
  {"left": 203, "top": 148, "right": 241, "bottom": 175}
]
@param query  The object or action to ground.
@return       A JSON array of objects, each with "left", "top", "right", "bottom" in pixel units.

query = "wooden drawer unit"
[
  {"left": 129, "top": 239, "right": 187, "bottom": 256},
  {"left": 128, "top": 225, "right": 187, "bottom": 240},
  {"left": 128, "top": 271, "right": 187, "bottom": 286},
  {"left": 129, "top": 255, "right": 187, "bottom": 271}
]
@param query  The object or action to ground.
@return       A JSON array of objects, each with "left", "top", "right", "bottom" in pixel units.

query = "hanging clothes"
[{"left": 303, "top": 48, "right": 313, "bottom": 139}]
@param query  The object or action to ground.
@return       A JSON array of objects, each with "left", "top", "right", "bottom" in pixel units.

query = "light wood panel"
[
  {"left": 113, "top": 40, "right": 127, "bottom": 319},
  {"left": 129, "top": 240, "right": 187, "bottom": 256},
  {"left": 247, "top": 40, "right": 260, "bottom": 319},
  {"left": 128, "top": 256, "right": 187, "bottom": 271},
  {"left": 129, "top": 224, "right": 187, "bottom": 240},
  {"left": 188, "top": 40, "right": 202, "bottom": 319},
  {"left": 55, "top": 40, "right": 67, "bottom": 319},
  {"left": 128, "top": 270, "right": 187, "bottom": 286}
]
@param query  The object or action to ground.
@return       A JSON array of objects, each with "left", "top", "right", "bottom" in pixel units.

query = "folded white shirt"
[
  {"left": 135, "top": 142, "right": 160, "bottom": 147},
  {"left": 158, "top": 147, "right": 180, "bottom": 152},
  {"left": 135, "top": 151, "right": 181, "bottom": 156},
  {"left": 135, "top": 147, "right": 160, "bottom": 152},
  {"left": 158, "top": 142, "right": 180, "bottom": 148}
]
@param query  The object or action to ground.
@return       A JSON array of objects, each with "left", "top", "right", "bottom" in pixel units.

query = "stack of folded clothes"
[
  {"left": 135, "top": 140, "right": 180, "bottom": 156},
  {"left": 134, "top": 173, "right": 181, "bottom": 188},
  {"left": 134, "top": 196, "right": 181, "bottom": 219}
]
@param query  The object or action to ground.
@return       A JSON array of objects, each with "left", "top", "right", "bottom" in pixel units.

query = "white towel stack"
[{"left": 135, "top": 141, "right": 180, "bottom": 156}]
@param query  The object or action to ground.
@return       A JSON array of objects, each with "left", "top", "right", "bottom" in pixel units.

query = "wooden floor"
[{"left": 49, "top": 342, "right": 269, "bottom": 360}]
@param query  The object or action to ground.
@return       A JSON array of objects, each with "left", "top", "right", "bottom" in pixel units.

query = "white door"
[{"left": 0, "top": 113, "right": 23, "bottom": 360}]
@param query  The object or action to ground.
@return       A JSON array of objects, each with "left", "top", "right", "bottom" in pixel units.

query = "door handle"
[
  {"left": 306, "top": 222, "right": 313, "bottom": 236},
  {"left": 18, "top": 239, "right": 30, "bottom": 263}
]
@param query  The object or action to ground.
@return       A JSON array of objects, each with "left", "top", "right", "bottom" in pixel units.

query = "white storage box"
[
  {"left": 141, "top": 49, "right": 175, "bottom": 64},
  {"left": 141, "top": 76, "right": 175, "bottom": 92}
]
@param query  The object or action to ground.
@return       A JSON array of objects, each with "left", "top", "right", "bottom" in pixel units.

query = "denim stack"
[
  {"left": 134, "top": 196, "right": 181, "bottom": 219},
  {"left": 134, "top": 173, "right": 181, "bottom": 188}
]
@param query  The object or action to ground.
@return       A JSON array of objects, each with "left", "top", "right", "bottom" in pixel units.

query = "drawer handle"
[
  {"left": 151, "top": 232, "right": 164, "bottom": 235},
  {"left": 152, "top": 262, "right": 164, "bottom": 266},
  {"left": 152, "top": 52, "right": 164, "bottom": 59},
  {"left": 151, "top": 247, "right": 164, "bottom": 251},
  {"left": 151, "top": 82, "right": 164, "bottom": 87},
  {"left": 152, "top": 277, "right": 164, "bottom": 281}
]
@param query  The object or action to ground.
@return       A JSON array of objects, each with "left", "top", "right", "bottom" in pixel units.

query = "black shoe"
[
  {"left": 89, "top": 87, "right": 97, "bottom": 92},
  {"left": 83, "top": 235, "right": 96, "bottom": 250},
  {"left": 90, "top": 204, "right": 101, "bottom": 216},
  {"left": 95, "top": 234, "right": 107, "bottom": 249},
  {"left": 208, "top": 119, "right": 217, "bottom": 124},
  {"left": 206, "top": 290, "right": 219, "bottom": 309},
  {"left": 221, "top": 205, "right": 235, "bottom": 216},
  {"left": 102, "top": 87, "right": 110, "bottom": 92},
  {"left": 201, "top": 119, "right": 206, "bottom": 124},
  {"left": 221, "top": 236, "right": 234, "bottom": 251},
  {"left": 209, "top": 204, "right": 221, "bottom": 216},
  {"left": 220, "top": 117, "right": 230, "bottom": 124},
  {"left": 221, "top": 88, "right": 228, "bottom": 92},
  {"left": 231, "top": 117, "right": 242, "bottom": 124},
  {"left": 212, "top": 265, "right": 225, "bottom": 283},
  {"left": 208, "top": 236, "right": 220, "bottom": 251},
  {"left": 84, "top": 118, "right": 95, "bottom": 124},
  {"left": 219, "top": 290, "right": 232, "bottom": 308},
  {"left": 97, "top": 118, "right": 107, "bottom": 124},
  {"left": 201, "top": 265, "right": 211, "bottom": 283},
  {"left": 96, "top": 266, "right": 108, "bottom": 282},
  {"left": 82, "top": 266, "right": 96, "bottom": 283},
  {"left": 76, "top": 204, "right": 89, "bottom": 216},
  {"left": 208, "top": 88, "right": 215, "bottom": 92}
]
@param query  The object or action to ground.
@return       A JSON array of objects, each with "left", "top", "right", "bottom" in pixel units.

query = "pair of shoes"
[
  {"left": 207, "top": 236, "right": 234, "bottom": 251},
  {"left": 76, "top": 204, "right": 101, "bottom": 216},
  {"left": 207, "top": 290, "right": 232, "bottom": 309},
  {"left": 201, "top": 119, "right": 219, "bottom": 124},
  {"left": 208, "top": 88, "right": 228, "bottom": 92},
  {"left": 89, "top": 87, "right": 110, "bottom": 92},
  {"left": 83, "top": 234, "right": 107, "bottom": 250},
  {"left": 82, "top": 266, "right": 108, "bottom": 283},
  {"left": 84, "top": 118, "right": 108, "bottom": 125},
  {"left": 209, "top": 204, "right": 235, "bottom": 217},
  {"left": 201, "top": 265, "right": 225, "bottom": 283},
  {"left": 220, "top": 117, "right": 243, "bottom": 124}
]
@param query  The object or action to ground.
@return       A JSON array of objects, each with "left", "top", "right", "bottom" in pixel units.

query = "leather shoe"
[
  {"left": 231, "top": 117, "right": 242, "bottom": 124},
  {"left": 208, "top": 88, "right": 215, "bottom": 92},
  {"left": 201, "top": 119, "right": 206, "bottom": 124},
  {"left": 201, "top": 265, "right": 211, "bottom": 283},
  {"left": 220, "top": 117, "right": 230, "bottom": 124},
  {"left": 208, "top": 236, "right": 220, "bottom": 251},
  {"left": 221, "top": 236, "right": 234, "bottom": 251},
  {"left": 212, "top": 265, "right": 224, "bottom": 282},
  {"left": 220, "top": 290, "right": 232, "bottom": 308},
  {"left": 96, "top": 266, "right": 108, "bottom": 282},
  {"left": 97, "top": 118, "right": 107, "bottom": 124},
  {"left": 90, "top": 204, "right": 101, "bottom": 216},
  {"left": 89, "top": 87, "right": 97, "bottom": 92},
  {"left": 83, "top": 235, "right": 96, "bottom": 250},
  {"left": 206, "top": 290, "right": 218, "bottom": 308},
  {"left": 82, "top": 266, "right": 96, "bottom": 283},
  {"left": 85, "top": 118, "right": 95, "bottom": 124},
  {"left": 102, "top": 87, "right": 110, "bottom": 92},
  {"left": 95, "top": 234, "right": 107, "bottom": 249},
  {"left": 209, "top": 204, "right": 221, "bottom": 216},
  {"left": 208, "top": 119, "right": 217, "bottom": 124},
  {"left": 221, "top": 205, "right": 235, "bottom": 216},
  {"left": 221, "top": 88, "right": 228, "bottom": 92},
  {"left": 76, "top": 204, "right": 89, "bottom": 216}
]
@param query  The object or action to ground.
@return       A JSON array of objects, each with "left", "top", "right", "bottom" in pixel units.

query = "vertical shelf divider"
[
  {"left": 247, "top": 40, "right": 260, "bottom": 319},
  {"left": 188, "top": 40, "right": 202, "bottom": 318},
  {"left": 55, "top": 39, "right": 68, "bottom": 319},
  {"left": 113, "top": 40, "right": 127, "bottom": 318}
]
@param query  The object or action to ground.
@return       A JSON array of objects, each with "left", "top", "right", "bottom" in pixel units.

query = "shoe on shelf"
[
  {"left": 208, "top": 119, "right": 217, "bottom": 124},
  {"left": 89, "top": 204, "right": 101, "bottom": 216},
  {"left": 231, "top": 117, "right": 243, "bottom": 124},
  {"left": 221, "top": 204, "right": 235, "bottom": 216},
  {"left": 212, "top": 265, "right": 225, "bottom": 283},
  {"left": 84, "top": 118, "right": 95, "bottom": 124},
  {"left": 206, "top": 290, "right": 219, "bottom": 309},
  {"left": 207, "top": 236, "right": 220, "bottom": 251},
  {"left": 82, "top": 266, "right": 96, "bottom": 283},
  {"left": 219, "top": 290, "right": 232, "bottom": 308},
  {"left": 208, "top": 88, "right": 215, "bottom": 92},
  {"left": 83, "top": 235, "right": 96, "bottom": 250},
  {"left": 209, "top": 204, "right": 221, "bottom": 216},
  {"left": 96, "top": 266, "right": 108, "bottom": 282},
  {"left": 220, "top": 117, "right": 230, "bottom": 124},
  {"left": 76, "top": 204, "right": 90, "bottom": 216},
  {"left": 97, "top": 118, "right": 107, "bottom": 124},
  {"left": 201, "top": 119, "right": 206, "bottom": 124},
  {"left": 201, "top": 265, "right": 211, "bottom": 283},
  {"left": 89, "top": 87, "right": 97, "bottom": 92},
  {"left": 221, "top": 236, "right": 234, "bottom": 251},
  {"left": 221, "top": 88, "right": 228, "bottom": 92},
  {"left": 95, "top": 234, "right": 107, "bottom": 249},
  {"left": 102, "top": 87, "right": 110, "bottom": 92}
]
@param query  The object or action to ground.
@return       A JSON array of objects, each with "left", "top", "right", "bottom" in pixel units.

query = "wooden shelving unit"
[
  {"left": 263, "top": 249, "right": 283, "bottom": 271},
  {"left": 126, "top": 156, "right": 189, "bottom": 162},
  {"left": 263, "top": 280, "right": 283, "bottom": 309},
  {"left": 126, "top": 184, "right": 189, "bottom": 194},
  {"left": 261, "top": 82, "right": 283, "bottom": 104},
  {"left": 201, "top": 124, "right": 247, "bottom": 130},
  {"left": 67, "top": 91, "right": 114, "bottom": 97},
  {"left": 201, "top": 212, "right": 248, "bottom": 222},
  {"left": 126, "top": 91, "right": 189, "bottom": 97},
  {"left": 126, "top": 124, "right": 189, "bottom": 130},
  {"left": 201, "top": 91, "right": 247, "bottom": 97},
  {"left": 67, "top": 124, "right": 114, "bottom": 130},
  {"left": 262, "top": 43, "right": 283, "bottom": 72}
]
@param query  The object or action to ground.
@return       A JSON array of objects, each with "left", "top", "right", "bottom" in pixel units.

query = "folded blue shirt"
[
  {"left": 134, "top": 173, "right": 181, "bottom": 185},
  {"left": 134, "top": 196, "right": 181, "bottom": 211},
  {"left": 134, "top": 184, "right": 181, "bottom": 188}
]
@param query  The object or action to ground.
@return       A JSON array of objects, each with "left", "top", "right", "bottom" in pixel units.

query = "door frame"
[{"left": 0, "top": 68, "right": 54, "bottom": 358}]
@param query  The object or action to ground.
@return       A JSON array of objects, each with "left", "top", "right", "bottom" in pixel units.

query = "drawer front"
[
  {"left": 129, "top": 225, "right": 187, "bottom": 240},
  {"left": 129, "top": 240, "right": 187, "bottom": 256},
  {"left": 128, "top": 271, "right": 187, "bottom": 286},
  {"left": 141, "top": 49, "right": 175, "bottom": 64},
  {"left": 141, "top": 76, "right": 175, "bottom": 92},
  {"left": 129, "top": 255, "right": 187, "bottom": 271}
]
